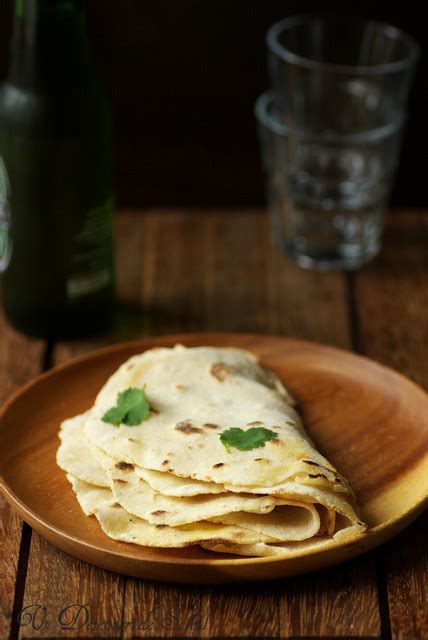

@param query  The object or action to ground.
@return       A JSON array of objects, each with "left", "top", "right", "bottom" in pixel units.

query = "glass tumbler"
[
  {"left": 260, "top": 15, "right": 419, "bottom": 270},
  {"left": 266, "top": 16, "right": 419, "bottom": 132},
  {"left": 255, "top": 92, "right": 404, "bottom": 270}
]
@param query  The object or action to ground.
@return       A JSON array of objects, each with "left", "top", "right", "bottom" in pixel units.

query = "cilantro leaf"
[
  {"left": 102, "top": 387, "right": 151, "bottom": 427},
  {"left": 101, "top": 406, "right": 125, "bottom": 426},
  {"left": 124, "top": 400, "right": 150, "bottom": 425},
  {"left": 219, "top": 427, "right": 279, "bottom": 452}
]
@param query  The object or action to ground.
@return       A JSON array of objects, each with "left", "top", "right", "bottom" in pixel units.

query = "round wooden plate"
[{"left": 0, "top": 334, "right": 427, "bottom": 584}]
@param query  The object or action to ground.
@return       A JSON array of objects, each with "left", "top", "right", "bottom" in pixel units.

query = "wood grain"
[
  {"left": 279, "top": 556, "right": 381, "bottom": 638},
  {"left": 200, "top": 582, "right": 280, "bottom": 638},
  {"left": 0, "top": 307, "right": 44, "bottom": 640},
  {"left": 251, "top": 209, "right": 380, "bottom": 639},
  {"left": 353, "top": 211, "right": 428, "bottom": 640},
  {"left": 19, "top": 535, "right": 125, "bottom": 638},
  {"left": 383, "top": 513, "right": 428, "bottom": 640},
  {"left": 116, "top": 211, "right": 364, "bottom": 638},
  {"left": 122, "top": 581, "right": 204, "bottom": 638},
  {"left": 353, "top": 211, "right": 428, "bottom": 386},
  {"left": 15, "top": 213, "right": 148, "bottom": 639},
  {"left": 5, "top": 211, "right": 380, "bottom": 639},
  {"left": 1, "top": 209, "right": 426, "bottom": 639}
]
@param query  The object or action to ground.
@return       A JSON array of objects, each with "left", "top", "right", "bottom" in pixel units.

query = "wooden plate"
[{"left": 0, "top": 334, "right": 427, "bottom": 584}]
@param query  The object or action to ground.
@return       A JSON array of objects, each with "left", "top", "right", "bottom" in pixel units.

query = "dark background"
[{"left": 0, "top": 0, "right": 426, "bottom": 208}]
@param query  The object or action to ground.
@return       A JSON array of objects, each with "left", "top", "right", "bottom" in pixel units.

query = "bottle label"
[
  {"left": 0, "top": 196, "right": 12, "bottom": 272},
  {"left": 66, "top": 198, "right": 114, "bottom": 300},
  {"left": 0, "top": 155, "right": 11, "bottom": 273}
]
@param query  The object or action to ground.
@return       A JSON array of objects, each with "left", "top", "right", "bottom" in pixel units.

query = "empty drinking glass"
[
  {"left": 256, "top": 92, "right": 404, "bottom": 270},
  {"left": 258, "top": 16, "right": 419, "bottom": 270},
  {"left": 267, "top": 16, "right": 419, "bottom": 132}
]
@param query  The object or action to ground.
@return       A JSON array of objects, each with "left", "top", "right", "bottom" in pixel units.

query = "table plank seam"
[
  {"left": 9, "top": 339, "right": 55, "bottom": 640},
  {"left": 119, "top": 575, "right": 128, "bottom": 638},
  {"left": 345, "top": 272, "right": 363, "bottom": 355},
  {"left": 8, "top": 524, "right": 32, "bottom": 640},
  {"left": 41, "top": 339, "right": 55, "bottom": 374},
  {"left": 347, "top": 271, "right": 393, "bottom": 640},
  {"left": 375, "top": 554, "right": 393, "bottom": 640}
]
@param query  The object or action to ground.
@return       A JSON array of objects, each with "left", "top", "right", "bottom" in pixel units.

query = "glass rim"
[
  {"left": 255, "top": 92, "right": 406, "bottom": 144},
  {"left": 266, "top": 15, "right": 420, "bottom": 75}
]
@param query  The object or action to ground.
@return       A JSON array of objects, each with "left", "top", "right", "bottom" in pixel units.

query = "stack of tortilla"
[{"left": 57, "top": 345, "right": 366, "bottom": 557}]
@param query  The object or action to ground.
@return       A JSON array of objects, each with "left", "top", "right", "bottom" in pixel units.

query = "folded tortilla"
[
  {"left": 57, "top": 345, "right": 366, "bottom": 555},
  {"left": 66, "top": 474, "right": 278, "bottom": 547}
]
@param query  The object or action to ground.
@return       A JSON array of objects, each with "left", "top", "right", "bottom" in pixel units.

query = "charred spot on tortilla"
[
  {"left": 115, "top": 461, "right": 134, "bottom": 471},
  {"left": 175, "top": 420, "right": 202, "bottom": 434},
  {"left": 247, "top": 420, "right": 263, "bottom": 426},
  {"left": 204, "top": 423, "right": 220, "bottom": 429},
  {"left": 210, "top": 362, "right": 233, "bottom": 381},
  {"left": 213, "top": 462, "right": 224, "bottom": 468},
  {"left": 127, "top": 438, "right": 138, "bottom": 443},
  {"left": 176, "top": 383, "right": 187, "bottom": 390},
  {"left": 162, "top": 459, "right": 169, "bottom": 465},
  {"left": 115, "top": 479, "right": 128, "bottom": 485},
  {"left": 112, "top": 502, "right": 121, "bottom": 508},
  {"left": 270, "top": 438, "right": 281, "bottom": 445},
  {"left": 337, "top": 477, "right": 347, "bottom": 487},
  {"left": 304, "top": 460, "right": 334, "bottom": 473},
  {"left": 254, "top": 457, "right": 268, "bottom": 462},
  {"left": 156, "top": 524, "right": 169, "bottom": 529},
  {"left": 151, "top": 510, "right": 167, "bottom": 516}
]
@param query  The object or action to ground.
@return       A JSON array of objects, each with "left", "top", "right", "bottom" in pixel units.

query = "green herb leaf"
[
  {"left": 219, "top": 427, "right": 279, "bottom": 452},
  {"left": 101, "top": 406, "right": 125, "bottom": 426},
  {"left": 102, "top": 387, "right": 151, "bottom": 427}
]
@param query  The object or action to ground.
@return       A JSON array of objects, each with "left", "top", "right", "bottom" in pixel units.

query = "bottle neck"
[{"left": 9, "top": 0, "right": 92, "bottom": 90}]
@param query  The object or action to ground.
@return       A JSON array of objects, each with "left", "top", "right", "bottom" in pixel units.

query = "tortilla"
[
  {"left": 200, "top": 538, "right": 342, "bottom": 557},
  {"left": 57, "top": 414, "right": 225, "bottom": 496},
  {"left": 59, "top": 415, "right": 334, "bottom": 543},
  {"left": 209, "top": 503, "right": 321, "bottom": 542},
  {"left": 92, "top": 446, "right": 285, "bottom": 526},
  {"left": 66, "top": 474, "right": 279, "bottom": 547},
  {"left": 57, "top": 345, "right": 366, "bottom": 555},
  {"left": 57, "top": 414, "right": 109, "bottom": 488},
  {"left": 135, "top": 465, "right": 225, "bottom": 496},
  {"left": 84, "top": 346, "right": 353, "bottom": 494}
]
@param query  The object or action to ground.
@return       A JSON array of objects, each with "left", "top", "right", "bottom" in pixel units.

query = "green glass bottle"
[{"left": 0, "top": 0, "right": 115, "bottom": 338}]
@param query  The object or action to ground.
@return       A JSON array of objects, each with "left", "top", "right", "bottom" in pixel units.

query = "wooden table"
[{"left": 1, "top": 209, "right": 427, "bottom": 640}]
